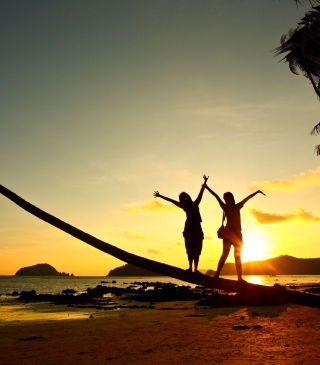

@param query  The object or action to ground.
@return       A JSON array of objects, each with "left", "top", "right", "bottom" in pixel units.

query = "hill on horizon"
[
  {"left": 15, "top": 263, "right": 70, "bottom": 276},
  {"left": 108, "top": 255, "right": 320, "bottom": 277},
  {"left": 107, "top": 263, "right": 164, "bottom": 277},
  {"left": 213, "top": 255, "right": 320, "bottom": 276}
]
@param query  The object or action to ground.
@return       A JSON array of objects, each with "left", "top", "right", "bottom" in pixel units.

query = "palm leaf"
[
  {"left": 274, "top": 5, "right": 320, "bottom": 98},
  {"left": 310, "top": 122, "right": 320, "bottom": 135},
  {"left": 293, "top": 1, "right": 320, "bottom": 6},
  {"left": 275, "top": 5, "right": 320, "bottom": 154},
  {"left": 314, "top": 144, "right": 320, "bottom": 155}
]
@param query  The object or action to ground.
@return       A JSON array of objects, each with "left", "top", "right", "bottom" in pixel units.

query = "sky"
[{"left": 1, "top": 0, "right": 320, "bottom": 276}]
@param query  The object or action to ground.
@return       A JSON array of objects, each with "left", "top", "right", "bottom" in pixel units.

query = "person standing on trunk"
[
  {"left": 203, "top": 175, "right": 265, "bottom": 282},
  {"left": 153, "top": 176, "right": 208, "bottom": 273}
]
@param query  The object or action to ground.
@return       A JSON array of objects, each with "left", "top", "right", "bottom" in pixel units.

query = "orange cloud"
[
  {"left": 175, "top": 170, "right": 189, "bottom": 178},
  {"left": 249, "top": 208, "right": 320, "bottom": 225},
  {"left": 250, "top": 166, "right": 320, "bottom": 192},
  {"left": 123, "top": 231, "right": 146, "bottom": 240},
  {"left": 123, "top": 199, "right": 179, "bottom": 214},
  {"left": 146, "top": 249, "right": 162, "bottom": 254}
]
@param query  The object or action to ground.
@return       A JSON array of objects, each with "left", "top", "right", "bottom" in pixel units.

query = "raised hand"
[
  {"left": 257, "top": 190, "right": 266, "bottom": 196},
  {"left": 203, "top": 174, "right": 209, "bottom": 185},
  {"left": 153, "top": 191, "right": 160, "bottom": 198}
]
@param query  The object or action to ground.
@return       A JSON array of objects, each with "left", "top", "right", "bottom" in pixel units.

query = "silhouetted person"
[
  {"left": 203, "top": 175, "right": 265, "bottom": 282},
  {"left": 153, "top": 176, "right": 208, "bottom": 273}
]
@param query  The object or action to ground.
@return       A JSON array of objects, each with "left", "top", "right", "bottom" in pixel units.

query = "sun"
[{"left": 241, "top": 229, "right": 268, "bottom": 263}]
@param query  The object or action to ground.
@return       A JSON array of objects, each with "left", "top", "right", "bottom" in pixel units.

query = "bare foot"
[{"left": 238, "top": 278, "right": 247, "bottom": 284}]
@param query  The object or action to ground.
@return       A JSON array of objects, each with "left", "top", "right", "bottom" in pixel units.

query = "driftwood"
[{"left": 1, "top": 183, "right": 320, "bottom": 308}]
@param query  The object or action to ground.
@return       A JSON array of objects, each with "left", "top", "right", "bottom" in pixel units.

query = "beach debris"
[
  {"left": 18, "top": 335, "right": 43, "bottom": 341},
  {"left": 232, "top": 325, "right": 251, "bottom": 330},
  {"left": 62, "top": 288, "right": 77, "bottom": 294},
  {"left": 304, "top": 287, "right": 320, "bottom": 294},
  {"left": 185, "top": 314, "right": 207, "bottom": 317},
  {"left": 250, "top": 312, "right": 261, "bottom": 317},
  {"left": 252, "top": 324, "right": 263, "bottom": 329},
  {"left": 232, "top": 324, "right": 263, "bottom": 330}
]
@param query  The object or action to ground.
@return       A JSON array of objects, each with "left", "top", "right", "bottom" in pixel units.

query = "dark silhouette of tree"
[
  {"left": 2, "top": 183, "right": 320, "bottom": 308},
  {"left": 275, "top": 4, "right": 320, "bottom": 154},
  {"left": 0, "top": 183, "right": 214, "bottom": 288}
]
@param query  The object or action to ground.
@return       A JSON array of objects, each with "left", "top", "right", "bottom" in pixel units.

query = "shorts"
[
  {"left": 223, "top": 229, "right": 243, "bottom": 246},
  {"left": 183, "top": 223, "right": 204, "bottom": 257}
]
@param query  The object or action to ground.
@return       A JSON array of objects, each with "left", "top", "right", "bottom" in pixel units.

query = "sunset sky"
[{"left": 1, "top": 0, "right": 320, "bottom": 276}]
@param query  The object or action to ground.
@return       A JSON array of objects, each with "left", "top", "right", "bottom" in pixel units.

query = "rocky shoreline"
[{"left": 4, "top": 281, "right": 320, "bottom": 310}]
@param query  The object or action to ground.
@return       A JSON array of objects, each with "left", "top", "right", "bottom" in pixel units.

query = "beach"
[{"left": 1, "top": 299, "right": 320, "bottom": 365}]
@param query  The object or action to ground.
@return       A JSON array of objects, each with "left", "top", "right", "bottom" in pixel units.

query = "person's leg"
[
  {"left": 193, "top": 237, "right": 202, "bottom": 273},
  {"left": 215, "top": 243, "right": 231, "bottom": 277},
  {"left": 234, "top": 245, "right": 243, "bottom": 281},
  {"left": 184, "top": 233, "right": 193, "bottom": 271},
  {"left": 194, "top": 256, "right": 199, "bottom": 272},
  {"left": 187, "top": 253, "right": 192, "bottom": 271}
]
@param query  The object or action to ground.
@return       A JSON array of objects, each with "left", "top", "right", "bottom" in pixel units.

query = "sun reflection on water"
[{"left": 245, "top": 276, "right": 262, "bottom": 285}]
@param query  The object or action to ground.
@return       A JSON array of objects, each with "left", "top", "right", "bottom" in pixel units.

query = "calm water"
[{"left": 1, "top": 275, "right": 320, "bottom": 303}]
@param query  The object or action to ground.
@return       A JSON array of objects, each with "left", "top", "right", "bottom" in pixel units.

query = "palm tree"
[
  {"left": 2, "top": 183, "right": 320, "bottom": 307},
  {"left": 0, "top": 183, "right": 218, "bottom": 289},
  {"left": 274, "top": 5, "right": 320, "bottom": 154}
]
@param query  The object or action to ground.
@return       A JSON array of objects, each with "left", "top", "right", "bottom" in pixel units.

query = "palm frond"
[
  {"left": 292, "top": 1, "right": 320, "bottom": 7},
  {"left": 274, "top": 6, "right": 320, "bottom": 99},
  {"left": 314, "top": 143, "right": 320, "bottom": 155},
  {"left": 310, "top": 122, "right": 320, "bottom": 135}
]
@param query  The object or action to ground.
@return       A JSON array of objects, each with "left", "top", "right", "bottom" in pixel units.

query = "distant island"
[
  {"left": 15, "top": 263, "right": 72, "bottom": 276},
  {"left": 108, "top": 256, "right": 320, "bottom": 277},
  {"left": 206, "top": 255, "right": 320, "bottom": 276},
  {"left": 107, "top": 264, "right": 164, "bottom": 277}
]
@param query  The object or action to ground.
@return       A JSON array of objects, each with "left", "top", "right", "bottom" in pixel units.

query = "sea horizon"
[{"left": 1, "top": 274, "right": 320, "bottom": 301}]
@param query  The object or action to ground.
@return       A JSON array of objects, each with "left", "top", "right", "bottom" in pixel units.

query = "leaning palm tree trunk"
[
  {"left": 1, "top": 183, "right": 320, "bottom": 308},
  {"left": 0, "top": 184, "right": 212, "bottom": 287}
]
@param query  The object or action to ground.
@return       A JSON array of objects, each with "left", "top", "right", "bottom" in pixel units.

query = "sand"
[{"left": 1, "top": 300, "right": 320, "bottom": 365}]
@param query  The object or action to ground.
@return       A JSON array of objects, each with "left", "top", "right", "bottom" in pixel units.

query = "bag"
[
  {"left": 217, "top": 212, "right": 241, "bottom": 244},
  {"left": 217, "top": 212, "right": 226, "bottom": 239},
  {"left": 217, "top": 225, "right": 226, "bottom": 239}
]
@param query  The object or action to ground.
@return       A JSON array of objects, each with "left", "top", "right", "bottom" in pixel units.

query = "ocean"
[{"left": 1, "top": 275, "right": 320, "bottom": 304}]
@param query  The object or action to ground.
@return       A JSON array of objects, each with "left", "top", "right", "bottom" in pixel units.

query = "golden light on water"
[{"left": 246, "top": 276, "right": 263, "bottom": 285}]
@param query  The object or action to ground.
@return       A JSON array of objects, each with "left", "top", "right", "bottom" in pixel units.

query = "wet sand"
[{"left": 1, "top": 300, "right": 320, "bottom": 365}]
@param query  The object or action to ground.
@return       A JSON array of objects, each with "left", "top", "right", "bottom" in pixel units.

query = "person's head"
[
  {"left": 223, "top": 192, "right": 235, "bottom": 205},
  {"left": 179, "top": 192, "right": 192, "bottom": 204}
]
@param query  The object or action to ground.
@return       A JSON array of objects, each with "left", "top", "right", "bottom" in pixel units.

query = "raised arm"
[
  {"left": 153, "top": 191, "right": 182, "bottom": 208},
  {"left": 202, "top": 175, "right": 225, "bottom": 209},
  {"left": 194, "top": 175, "right": 209, "bottom": 205},
  {"left": 239, "top": 190, "right": 266, "bottom": 206}
]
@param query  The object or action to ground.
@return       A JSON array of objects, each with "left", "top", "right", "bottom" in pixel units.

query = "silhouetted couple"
[{"left": 154, "top": 175, "right": 265, "bottom": 281}]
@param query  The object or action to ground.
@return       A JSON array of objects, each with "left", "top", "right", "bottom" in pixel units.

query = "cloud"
[
  {"left": 123, "top": 231, "right": 146, "bottom": 240},
  {"left": 249, "top": 208, "right": 320, "bottom": 225},
  {"left": 146, "top": 249, "right": 162, "bottom": 254},
  {"left": 250, "top": 166, "right": 320, "bottom": 192},
  {"left": 123, "top": 199, "right": 179, "bottom": 214},
  {"left": 175, "top": 170, "right": 189, "bottom": 178}
]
